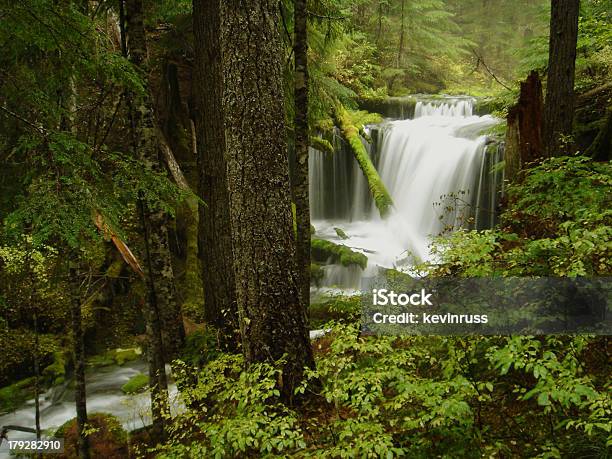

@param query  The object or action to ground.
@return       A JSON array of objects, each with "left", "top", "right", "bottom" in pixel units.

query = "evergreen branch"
[
  {"left": 307, "top": 10, "right": 347, "bottom": 21},
  {"left": 0, "top": 105, "right": 47, "bottom": 137}
]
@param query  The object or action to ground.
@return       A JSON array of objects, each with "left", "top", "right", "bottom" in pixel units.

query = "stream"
[{"left": 0, "top": 360, "right": 179, "bottom": 458}]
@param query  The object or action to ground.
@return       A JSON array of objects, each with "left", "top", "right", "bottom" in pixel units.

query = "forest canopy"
[{"left": 0, "top": 0, "right": 610, "bottom": 458}]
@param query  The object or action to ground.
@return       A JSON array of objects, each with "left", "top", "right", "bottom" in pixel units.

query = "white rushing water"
[
  {"left": 0, "top": 360, "right": 180, "bottom": 459},
  {"left": 310, "top": 97, "right": 502, "bottom": 291}
]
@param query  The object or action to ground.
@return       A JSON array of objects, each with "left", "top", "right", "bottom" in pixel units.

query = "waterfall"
[{"left": 309, "top": 97, "right": 504, "bottom": 290}]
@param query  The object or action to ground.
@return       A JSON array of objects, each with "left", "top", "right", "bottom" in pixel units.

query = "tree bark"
[
  {"left": 293, "top": 0, "right": 311, "bottom": 311},
  {"left": 124, "top": 0, "right": 178, "bottom": 437},
  {"left": 220, "top": 0, "right": 315, "bottom": 400},
  {"left": 506, "top": 70, "right": 544, "bottom": 172},
  {"left": 125, "top": 0, "right": 185, "bottom": 358},
  {"left": 192, "top": 0, "right": 239, "bottom": 350},
  {"left": 70, "top": 269, "right": 90, "bottom": 459},
  {"left": 543, "top": 0, "right": 580, "bottom": 156},
  {"left": 398, "top": 0, "right": 405, "bottom": 67}
]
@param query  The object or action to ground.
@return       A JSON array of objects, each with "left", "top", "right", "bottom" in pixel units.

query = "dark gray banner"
[{"left": 361, "top": 276, "right": 611, "bottom": 335}]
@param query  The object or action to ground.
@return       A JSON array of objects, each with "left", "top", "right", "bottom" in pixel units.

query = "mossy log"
[
  {"left": 311, "top": 238, "right": 367, "bottom": 269},
  {"left": 309, "top": 136, "right": 334, "bottom": 155},
  {"left": 334, "top": 105, "right": 393, "bottom": 217}
]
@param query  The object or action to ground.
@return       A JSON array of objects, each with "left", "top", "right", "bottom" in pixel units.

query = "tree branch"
[
  {"left": 471, "top": 48, "right": 512, "bottom": 91},
  {"left": 307, "top": 10, "right": 347, "bottom": 20},
  {"left": 0, "top": 105, "right": 47, "bottom": 137}
]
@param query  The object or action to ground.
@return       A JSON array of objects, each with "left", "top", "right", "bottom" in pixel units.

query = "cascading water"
[{"left": 310, "top": 96, "right": 503, "bottom": 291}]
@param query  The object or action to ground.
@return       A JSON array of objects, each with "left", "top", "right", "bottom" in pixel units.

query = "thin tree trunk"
[
  {"left": 124, "top": 0, "right": 176, "bottom": 437},
  {"left": 543, "top": 0, "right": 580, "bottom": 156},
  {"left": 220, "top": 0, "right": 315, "bottom": 401},
  {"left": 398, "top": 0, "right": 405, "bottom": 67},
  {"left": 124, "top": 0, "right": 184, "bottom": 358},
  {"left": 70, "top": 269, "right": 90, "bottom": 459},
  {"left": 293, "top": 0, "right": 311, "bottom": 312},
  {"left": 33, "top": 310, "right": 41, "bottom": 459},
  {"left": 192, "top": 0, "right": 239, "bottom": 350}
]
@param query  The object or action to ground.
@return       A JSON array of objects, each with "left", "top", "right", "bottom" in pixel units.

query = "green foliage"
[
  {"left": 312, "top": 238, "right": 368, "bottom": 269},
  {"left": 160, "top": 321, "right": 610, "bottom": 457},
  {"left": 309, "top": 293, "right": 361, "bottom": 328},
  {"left": 180, "top": 328, "right": 224, "bottom": 367},
  {"left": 158, "top": 355, "right": 306, "bottom": 458},
  {"left": 121, "top": 373, "right": 149, "bottom": 394},
  {"left": 426, "top": 156, "right": 612, "bottom": 277}
]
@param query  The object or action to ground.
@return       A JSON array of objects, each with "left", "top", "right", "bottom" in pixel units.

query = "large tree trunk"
[
  {"left": 543, "top": 0, "right": 580, "bottom": 156},
  {"left": 70, "top": 270, "right": 90, "bottom": 459},
  {"left": 220, "top": 0, "right": 315, "bottom": 400},
  {"left": 192, "top": 0, "right": 239, "bottom": 350},
  {"left": 293, "top": 0, "right": 311, "bottom": 311}
]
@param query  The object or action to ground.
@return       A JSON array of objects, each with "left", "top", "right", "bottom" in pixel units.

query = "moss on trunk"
[
  {"left": 334, "top": 105, "right": 393, "bottom": 218},
  {"left": 310, "top": 136, "right": 334, "bottom": 155}
]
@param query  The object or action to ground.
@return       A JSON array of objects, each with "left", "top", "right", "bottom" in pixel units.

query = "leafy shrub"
[{"left": 55, "top": 413, "right": 128, "bottom": 459}]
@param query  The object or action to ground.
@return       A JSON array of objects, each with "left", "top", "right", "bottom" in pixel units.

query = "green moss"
[
  {"left": 42, "top": 350, "right": 66, "bottom": 385},
  {"left": 349, "top": 109, "right": 383, "bottom": 127},
  {"left": 311, "top": 238, "right": 367, "bottom": 269},
  {"left": 334, "top": 105, "right": 393, "bottom": 218},
  {"left": 310, "top": 263, "right": 325, "bottom": 287},
  {"left": 310, "top": 136, "right": 335, "bottom": 155},
  {"left": 87, "top": 354, "right": 115, "bottom": 368},
  {"left": 334, "top": 227, "right": 349, "bottom": 240},
  {"left": 0, "top": 377, "right": 35, "bottom": 413},
  {"left": 105, "top": 259, "right": 123, "bottom": 278},
  {"left": 114, "top": 347, "right": 141, "bottom": 365},
  {"left": 121, "top": 373, "right": 149, "bottom": 394},
  {"left": 88, "top": 347, "right": 142, "bottom": 368}
]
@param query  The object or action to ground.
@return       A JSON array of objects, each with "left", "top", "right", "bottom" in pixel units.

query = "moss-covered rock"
[
  {"left": 311, "top": 238, "right": 367, "bottom": 269},
  {"left": 0, "top": 377, "right": 35, "bottom": 413},
  {"left": 55, "top": 413, "right": 128, "bottom": 459},
  {"left": 113, "top": 347, "right": 141, "bottom": 365},
  {"left": 42, "top": 350, "right": 67, "bottom": 385},
  {"left": 121, "top": 373, "right": 149, "bottom": 394},
  {"left": 87, "top": 347, "right": 142, "bottom": 368},
  {"left": 334, "top": 227, "right": 349, "bottom": 240},
  {"left": 334, "top": 105, "right": 393, "bottom": 218}
]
